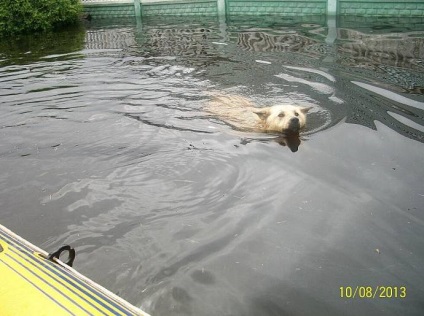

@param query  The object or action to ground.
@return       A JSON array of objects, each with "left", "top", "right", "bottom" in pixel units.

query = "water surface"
[{"left": 1, "top": 16, "right": 423, "bottom": 316}]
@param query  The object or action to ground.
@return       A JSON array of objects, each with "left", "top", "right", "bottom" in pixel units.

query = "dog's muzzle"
[{"left": 285, "top": 117, "right": 300, "bottom": 133}]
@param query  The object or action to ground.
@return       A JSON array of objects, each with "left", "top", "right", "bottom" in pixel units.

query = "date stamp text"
[{"left": 340, "top": 286, "right": 406, "bottom": 299}]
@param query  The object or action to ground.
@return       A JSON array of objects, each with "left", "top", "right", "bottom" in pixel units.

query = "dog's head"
[{"left": 253, "top": 104, "right": 311, "bottom": 135}]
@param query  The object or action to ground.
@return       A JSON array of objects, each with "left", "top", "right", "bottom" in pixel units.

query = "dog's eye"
[
  {"left": 294, "top": 112, "right": 299, "bottom": 117},
  {"left": 278, "top": 113, "right": 285, "bottom": 117}
]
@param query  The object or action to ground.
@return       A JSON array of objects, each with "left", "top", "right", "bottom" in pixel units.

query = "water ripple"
[{"left": 1, "top": 18, "right": 424, "bottom": 316}]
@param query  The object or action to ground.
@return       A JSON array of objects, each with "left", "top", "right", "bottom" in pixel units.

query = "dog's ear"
[
  {"left": 253, "top": 107, "right": 271, "bottom": 120},
  {"left": 300, "top": 106, "right": 313, "bottom": 114}
]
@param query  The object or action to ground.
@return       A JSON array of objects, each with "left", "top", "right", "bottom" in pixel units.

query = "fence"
[{"left": 80, "top": 0, "right": 424, "bottom": 19}]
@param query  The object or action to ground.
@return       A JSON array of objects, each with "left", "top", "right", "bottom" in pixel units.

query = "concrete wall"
[{"left": 339, "top": 0, "right": 424, "bottom": 16}]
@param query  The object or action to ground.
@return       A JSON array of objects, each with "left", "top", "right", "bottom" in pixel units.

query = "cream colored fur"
[{"left": 206, "top": 95, "right": 311, "bottom": 134}]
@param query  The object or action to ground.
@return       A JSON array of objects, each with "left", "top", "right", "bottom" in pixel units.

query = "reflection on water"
[
  {"left": 237, "top": 31, "right": 322, "bottom": 57},
  {"left": 338, "top": 28, "right": 424, "bottom": 71},
  {"left": 1, "top": 16, "right": 424, "bottom": 316},
  {"left": 240, "top": 134, "right": 303, "bottom": 152}
]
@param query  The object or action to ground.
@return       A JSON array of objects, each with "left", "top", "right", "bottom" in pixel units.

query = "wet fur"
[{"left": 205, "top": 95, "right": 311, "bottom": 135}]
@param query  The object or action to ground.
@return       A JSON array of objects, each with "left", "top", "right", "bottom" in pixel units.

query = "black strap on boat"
[{"left": 48, "top": 245, "right": 76, "bottom": 267}]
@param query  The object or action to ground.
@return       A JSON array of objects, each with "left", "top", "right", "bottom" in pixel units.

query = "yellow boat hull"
[{"left": 0, "top": 224, "right": 149, "bottom": 316}]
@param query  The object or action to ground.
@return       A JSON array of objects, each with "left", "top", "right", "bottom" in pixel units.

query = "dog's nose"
[{"left": 286, "top": 117, "right": 300, "bottom": 133}]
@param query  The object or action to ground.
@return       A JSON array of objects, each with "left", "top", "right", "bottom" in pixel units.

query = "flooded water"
[{"left": 1, "top": 15, "right": 424, "bottom": 315}]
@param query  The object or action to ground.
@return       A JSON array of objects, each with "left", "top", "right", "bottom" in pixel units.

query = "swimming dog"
[{"left": 206, "top": 95, "right": 311, "bottom": 135}]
